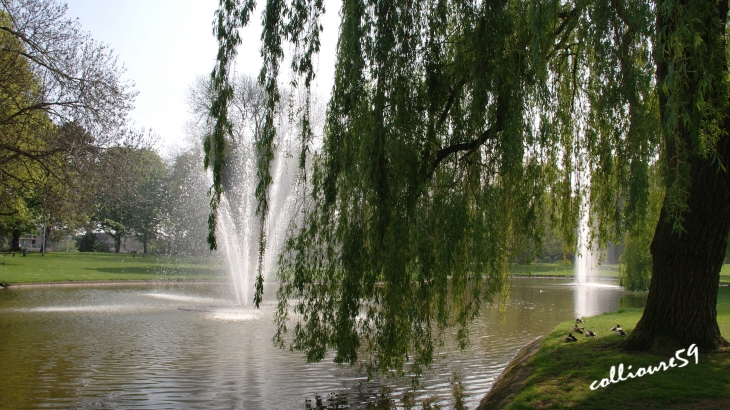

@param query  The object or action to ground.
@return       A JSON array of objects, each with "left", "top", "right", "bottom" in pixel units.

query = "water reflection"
[
  {"left": 0, "top": 279, "right": 641, "bottom": 409},
  {"left": 303, "top": 379, "right": 468, "bottom": 410},
  {"left": 574, "top": 282, "right": 623, "bottom": 318}
]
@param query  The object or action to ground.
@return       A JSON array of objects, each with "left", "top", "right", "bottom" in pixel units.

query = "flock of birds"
[{"left": 564, "top": 318, "right": 627, "bottom": 342}]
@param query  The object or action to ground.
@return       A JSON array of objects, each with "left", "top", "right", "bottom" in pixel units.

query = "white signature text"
[{"left": 589, "top": 344, "right": 699, "bottom": 390}]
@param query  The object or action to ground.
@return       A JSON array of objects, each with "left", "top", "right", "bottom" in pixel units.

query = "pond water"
[{"left": 0, "top": 278, "right": 644, "bottom": 409}]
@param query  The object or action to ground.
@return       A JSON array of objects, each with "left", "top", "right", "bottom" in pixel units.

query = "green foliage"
[
  {"left": 162, "top": 146, "right": 211, "bottom": 256},
  {"left": 619, "top": 166, "right": 664, "bottom": 291},
  {"left": 210, "top": 0, "right": 661, "bottom": 376},
  {"left": 74, "top": 233, "right": 109, "bottom": 253},
  {"left": 94, "top": 147, "right": 167, "bottom": 253},
  {"left": 206, "top": 0, "right": 257, "bottom": 251},
  {"left": 128, "top": 149, "right": 168, "bottom": 254},
  {"left": 1, "top": 1, "right": 138, "bottom": 241},
  {"left": 0, "top": 10, "right": 53, "bottom": 231},
  {"left": 75, "top": 232, "right": 97, "bottom": 252},
  {"left": 618, "top": 232, "right": 652, "bottom": 292},
  {"left": 654, "top": 0, "right": 729, "bottom": 231}
]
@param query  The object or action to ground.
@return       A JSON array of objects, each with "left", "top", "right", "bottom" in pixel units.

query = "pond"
[{"left": 0, "top": 278, "right": 644, "bottom": 409}]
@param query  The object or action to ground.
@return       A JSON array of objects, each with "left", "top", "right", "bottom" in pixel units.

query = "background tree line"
[{"left": 0, "top": 0, "right": 211, "bottom": 256}]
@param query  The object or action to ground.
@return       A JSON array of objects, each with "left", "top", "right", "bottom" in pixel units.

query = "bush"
[{"left": 75, "top": 233, "right": 109, "bottom": 252}]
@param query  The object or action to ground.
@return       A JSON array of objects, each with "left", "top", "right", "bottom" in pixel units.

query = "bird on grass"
[
  {"left": 576, "top": 318, "right": 584, "bottom": 324},
  {"left": 611, "top": 324, "right": 623, "bottom": 332},
  {"left": 573, "top": 324, "right": 585, "bottom": 334},
  {"left": 585, "top": 330, "right": 597, "bottom": 337},
  {"left": 618, "top": 329, "right": 628, "bottom": 336},
  {"left": 565, "top": 333, "right": 578, "bottom": 342}
]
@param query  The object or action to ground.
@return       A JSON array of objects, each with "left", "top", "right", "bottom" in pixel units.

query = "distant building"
[{"left": 18, "top": 234, "right": 42, "bottom": 251}]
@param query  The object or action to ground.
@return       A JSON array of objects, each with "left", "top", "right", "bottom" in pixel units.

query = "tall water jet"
[
  {"left": 574, "top": 202, "right": 599, "bottom": 285},
  {"left": 574, "top": 199, "right": 620, "bottom": 317},
  {"left": 214, "top": 125, "right": 307, "bottom": 306},
  {"left": 217, "top": 147, "right": 297, "bottom": 306},
  {"left": 218, "top": 196, "right": 253, "bottom": 306}
]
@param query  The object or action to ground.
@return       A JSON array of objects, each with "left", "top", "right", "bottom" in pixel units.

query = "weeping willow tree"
[{"left": 205, "top": 0, "right": 730, "bottom": 375}]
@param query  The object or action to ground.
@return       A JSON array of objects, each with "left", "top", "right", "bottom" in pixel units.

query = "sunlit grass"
[
  {"left": 506, "top": 287, "right": 730, "bottom": 409},
  {"left": 721, "top": 264, "right": 730, "bottom": 284},
  {"left": 0, "top": 252, "right": 225, "bottom": 283},
  {"left": 512, "top": 262, "right": 619, "bottom": 278},
  {"left": 513, "top": 262, "right": 730, "bottom": 283}
]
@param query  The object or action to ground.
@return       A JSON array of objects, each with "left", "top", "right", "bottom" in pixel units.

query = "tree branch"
[
  {"left": 431, "top": 127, "right": 496, "bottom": 175},
  {"left": 436, "top": 79, "right": 467, "bottom": 131}
]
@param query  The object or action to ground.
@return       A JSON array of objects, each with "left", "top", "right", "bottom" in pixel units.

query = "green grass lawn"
[
  {"left": 505, "top": 287, "right": 730, "bottom": 409},
  {"left": 0, "top": 251, "right": 225, "bottom": 283},
  {"left": 514, "top": 262, "right": 730, "bottom": 283},
  {"left": 512, "top": 262, "right": 619, "bottom": 278},
  {"left": 721, "top": 264, "right": 730, "bottom": 284}
]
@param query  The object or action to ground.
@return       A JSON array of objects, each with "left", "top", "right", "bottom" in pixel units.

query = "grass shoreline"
[
  {"left": 480, "top": 287, "right": 730, "bottom": 409},
  {"left": 3, "top": 253, "right": 730, "bottom": 283},
  {"left": 0, "top": 251, "right": 225, "bottom": 284}
]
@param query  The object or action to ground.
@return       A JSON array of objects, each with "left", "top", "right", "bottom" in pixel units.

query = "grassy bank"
[
  {"left": 498, "top": 287, "right": 730, "bottom": 409},
  {"left": 512, "top": 262, "right": 619, "bottom": 278},
  {"left": 513, "top": 262, "right": 730, "bottom": 284},
  {"left": 0, "top": 252, "right": 225, "bottom": 283}
]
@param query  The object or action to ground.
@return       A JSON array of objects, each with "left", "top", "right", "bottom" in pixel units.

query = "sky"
[{"left": 64, "top": 0, "right": 338, "bottom": 151}]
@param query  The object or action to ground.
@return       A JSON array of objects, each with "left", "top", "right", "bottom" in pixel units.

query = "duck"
[
  {"left": 573, "top": 324, "right": 585, "bottom": 334},
  {"left": 576, "top": 318, "right": 584, "bottom": 324},
  {"left": 610, "top": 324, "right": 623, "bottom": 332},
  {"left": 585, "top": 330, "right": 597, "bottom": 337},
  {"left": 618, "top": 329, "right": 628, "bottom": 336},
  {"left": 565, "top": 333, "right": 578, "bottom": 342}
]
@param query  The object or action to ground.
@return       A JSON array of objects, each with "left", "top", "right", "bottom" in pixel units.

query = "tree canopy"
[
  {"left": 1, "top": 0, "right": 141, "bottom": 245},
  {"left": 208, "top": 0, "right": 730, "bottom": 375}
]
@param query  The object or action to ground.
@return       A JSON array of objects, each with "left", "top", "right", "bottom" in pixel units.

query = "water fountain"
[
  {"left": 575, "top": 202, "right": 599, "bottom": 286},
  {"left": 215, "top": 124, "right": 304, "bottom": 307},
  {"left": 574, "top": 200, "right": 622, "bottom": 318}
]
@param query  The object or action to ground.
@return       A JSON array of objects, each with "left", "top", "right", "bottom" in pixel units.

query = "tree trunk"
[
  {"left": 41, "top": 220, "right": 46, "bottom": 257},
  {"left": 624, "top": 0, "right": 730, "bottom": 351},
  {"left": 115, "top": 235, "right": 121, "bottom": 253},
  {"left": 11, "top": 228, "right": 21, "bottom": 251},
  {"left": 624, "top": 150, "right": 730, "bottom": 350}
]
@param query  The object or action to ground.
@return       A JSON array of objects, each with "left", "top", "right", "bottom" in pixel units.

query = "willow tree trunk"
[
  {"left": 624, "top": 146, "right": 730, "bottom": 351},
  {"left": 624, "top": 0, "right": 730, "bottom": 351}
]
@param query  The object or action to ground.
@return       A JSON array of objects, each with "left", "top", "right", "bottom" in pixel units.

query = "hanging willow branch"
[
  {"left": 207, "top": 0, "right": 323, "bottom": 307},
  {"left": 206, "top": 0, "right": 255, "bottom": 250},
  {"left": 210, "top": 0, "right": 659, "bottom": 376}
]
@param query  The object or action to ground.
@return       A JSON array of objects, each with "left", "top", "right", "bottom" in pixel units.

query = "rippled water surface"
[{"left": 0, "top": 279, "right": 643, "bottom": 409}]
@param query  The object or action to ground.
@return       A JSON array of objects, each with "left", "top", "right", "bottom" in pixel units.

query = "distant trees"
[
  {"left": 161, "top": 146, "right": 210, "bottom": 256},
  {"left": 128, "top": 150, "right": 167, "bottom": 254},
  {"left": 93, "top": 147, "right": 167, "bottom": 255},
  {"left": 0, "top": 0, "right": 137, "bottom": 249}
]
